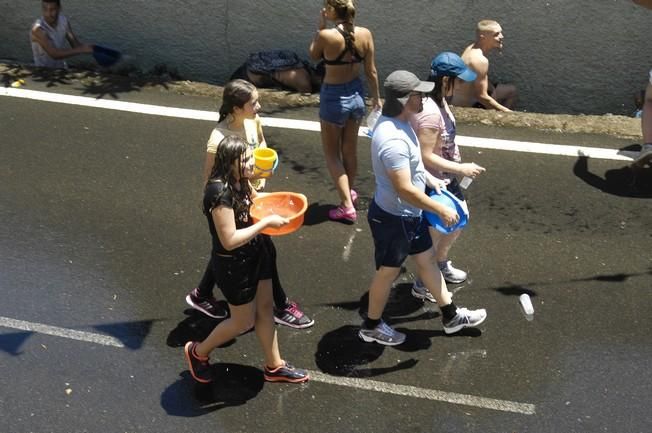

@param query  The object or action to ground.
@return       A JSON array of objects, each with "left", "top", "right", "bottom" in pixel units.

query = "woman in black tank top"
[{"left": 309, "top": 0, "right": 381, "bottom": 223}]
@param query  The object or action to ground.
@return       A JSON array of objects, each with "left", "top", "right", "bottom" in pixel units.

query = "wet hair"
[
  {"left": 328, "top": 0, "right": 356, "bottom": 39},
  {"left": 218, "top": 79, "right": 257, "bottom": 122},
  {"left": 206, "top": 135, "right": 252, "bottom": 219}
]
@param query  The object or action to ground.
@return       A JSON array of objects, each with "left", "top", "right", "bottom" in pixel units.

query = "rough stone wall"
[{"left": 1, "top": 0, "right": 650, "bottom": 114}]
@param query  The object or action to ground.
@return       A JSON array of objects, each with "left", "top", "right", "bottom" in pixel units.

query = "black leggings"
[{"left": 197, "top": 238, "right": 288, "bottom": 309}]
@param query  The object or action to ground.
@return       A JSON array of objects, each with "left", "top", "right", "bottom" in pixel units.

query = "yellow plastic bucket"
[{"left": 253, "top": 147, "right": 278, "bottom": 178}]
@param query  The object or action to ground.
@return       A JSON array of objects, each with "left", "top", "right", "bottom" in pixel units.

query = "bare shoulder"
[
  {"left": 467, "top": 47, "right": 487, "bottom": 63},
  {"left": 31, "top": 22, "right": 44, "bottom": 36},
  {"left": 31, "top": 24, "right": 47, "bottom": 42},
  {"left": 354, "top": 26, "right": 372, "bottom": 37},
  {"left": 467, "top": 50, "right": 489, "bottom": 72}
]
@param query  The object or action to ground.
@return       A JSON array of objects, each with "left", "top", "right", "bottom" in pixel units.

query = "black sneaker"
[
  {"left": 274, "top": 301, "right": 314, "bottom": 329},
  {"left": 184, "top": 341, "right": 213, "bottom": 383},
  {"left": 264, "top": 361, "right": 310, "bottom": 383},
  {"left": 186, "top": 288, "right": 228, "bottom": 319}
]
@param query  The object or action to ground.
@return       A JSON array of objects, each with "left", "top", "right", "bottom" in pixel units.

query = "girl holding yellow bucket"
[{"left": 187, "top": 79, "right": 314, "bottom": 329}]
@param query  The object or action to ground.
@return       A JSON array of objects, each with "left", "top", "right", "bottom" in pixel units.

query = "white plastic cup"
[
  {"left": 519, "top": 293, "right": 534, "bottom": 316},
  {"left": 459, "top": 176, "right": 473, "bottom": 189}
]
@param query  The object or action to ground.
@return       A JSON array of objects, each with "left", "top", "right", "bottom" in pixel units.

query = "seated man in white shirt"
[{"left": 30, "top": 0, "right": 93, "bottom": 69}]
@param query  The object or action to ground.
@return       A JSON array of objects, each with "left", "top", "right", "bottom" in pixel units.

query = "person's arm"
[
  {"left": 308, "top": 8, "right": 328, "bottom": 61},
  {"left": 64, "top": 21, "right": 86, "bottom": 49},
  {"left": 633, "top": 0, "right": 652, "bottom": 10},
  {"left": 362, "top": 28, "right": 382, "bottom": 110},
  {"left": 386, "top": 166, "right": 458, "bottom": 227},
  {"left": 31, "top": 25, "right": 91, "bottom": 60},
  {"left": 471, "top": 57, "right": 512, "bottom": 112},
  {"left": 417, "top": 128, "right": 485, "bottom": 178},
  {"left": 203, "top": 152, "right": 215, "bottom": 185},
  {"left": 203, "top": 129, "right": 224, "bottom": 184},
  {"left": 212, "top": 205, "right": 287, "bottom": 251}
]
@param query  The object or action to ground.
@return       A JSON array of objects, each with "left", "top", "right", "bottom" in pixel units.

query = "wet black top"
[{"left": 203, "top": 180, "right": 257, "bottom": 256}]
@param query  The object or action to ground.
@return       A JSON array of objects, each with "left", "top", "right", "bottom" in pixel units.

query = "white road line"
[
  {"left": 0, "top": 314, "right": 534, "bottom": 414},
  {"left": 1, "top": 87, "right": 635, "bottom": 161},
  {"left": 0, "top": 316, "right": 125, "bottom": 348},
  {"left": 308, "top": 370, "right": 536, "bottom": 415}
]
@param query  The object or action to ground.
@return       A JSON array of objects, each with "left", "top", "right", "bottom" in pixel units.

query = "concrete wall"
[{"left": 2, "top": 0, "right": 650, "bottom": 114}]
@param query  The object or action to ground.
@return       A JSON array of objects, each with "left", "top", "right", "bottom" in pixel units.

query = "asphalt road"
[{"left": 1, "top": 81, "right": 651, "bottom": 433}]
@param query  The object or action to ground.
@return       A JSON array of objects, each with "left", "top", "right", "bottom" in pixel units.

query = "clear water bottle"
[
  {"left": 459, "top": 176, "right": 473, "bottom": 189},
  {"left": 365, "top": 109, "right": 381, "bottom": 136}
]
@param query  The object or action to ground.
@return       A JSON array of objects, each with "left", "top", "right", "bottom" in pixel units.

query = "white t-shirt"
[{"left": 31, "top": 15, "right": 70, "bottom": 68}]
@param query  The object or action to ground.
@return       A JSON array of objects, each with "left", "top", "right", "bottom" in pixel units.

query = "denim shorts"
[
  {"left": 367, "top": 200, "right": 433, "bottom": 269},
  {"left": 319, "top": 78, "right": 366, "bottom": 127}
]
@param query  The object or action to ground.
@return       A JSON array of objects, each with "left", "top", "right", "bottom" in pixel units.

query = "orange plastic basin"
[{"left": 250, "top": 192, "right": 308, "bottom": 236}]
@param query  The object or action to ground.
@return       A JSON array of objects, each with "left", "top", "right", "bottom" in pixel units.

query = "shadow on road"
[
  {"left": 493, "top": 269, "right": 652, "bottom": 297},
  {"left": 93, "top": 319, "right": 158, "bottom": 350},
  {"left": 303, "top": 202, "right": 333, "bottom": 226},
  {"left": 316, "top": 283, "right": 484, "bottom": 375},
  {"left": 315, "top": 325, "right": 419, "bottom": 377},
  {"left": 573, "top": 154, "right": 652, "bottom": 198},
  {"left": 2, "top": 63, "right": 180, "bottom": 100},
  {"left": 0, "top": 332, "right": 33, "bottom": 356},
  {"left": 166, "top": 307, "right": 236, "bottom": 349},
  {"left": 161, "top": 366, "right": 264, "bottom": 417}
]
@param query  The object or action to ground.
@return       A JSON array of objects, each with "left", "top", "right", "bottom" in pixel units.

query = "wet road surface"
[{"left": 1, "top": 82, "right": 651, "bottom": 433}]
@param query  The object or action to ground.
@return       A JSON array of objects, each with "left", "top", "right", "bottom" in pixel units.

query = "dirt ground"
[{"left": 1, "top": 62, "right": 642, "bottom": 140}]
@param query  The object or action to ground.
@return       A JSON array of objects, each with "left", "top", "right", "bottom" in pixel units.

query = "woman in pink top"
[{"left": 409, "top": 52, "right": 486, "bottom": 298}]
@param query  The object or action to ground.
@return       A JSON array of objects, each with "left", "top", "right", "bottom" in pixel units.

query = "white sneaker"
[
  {"left": 358, "top": 320, "right": 406, "bottom": 346},
  {"left": 443, "top": 307, "right": 487, "bottom": 334},
  {"left": 438, "top": 260, "right": 468, "bottom": 284},
  {"left": 411, "top": 280, "right": 437, "bottom": 303}
]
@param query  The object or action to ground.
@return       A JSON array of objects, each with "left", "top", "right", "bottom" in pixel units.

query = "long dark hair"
[
  {"left": 427, "top": 73, "right": 455, "bottom": 109},
  {"left": 218, "top": 79, "right": 256, "bottom": 122},
  {"left": 206, "top": 136, "right": 252, "bottom": 220}
]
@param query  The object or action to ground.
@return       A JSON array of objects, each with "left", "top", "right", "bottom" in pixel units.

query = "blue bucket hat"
[{"left": 430, "top": 52, "right": 476, "bottom": 82}]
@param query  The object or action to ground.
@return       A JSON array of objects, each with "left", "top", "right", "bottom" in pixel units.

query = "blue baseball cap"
[{"left": 430, "top": 52, "right": 476, "bottom": 82}]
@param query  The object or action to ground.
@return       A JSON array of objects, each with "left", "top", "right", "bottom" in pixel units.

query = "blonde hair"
[
  {"left": 476, "top": 19, "right": 501, "bottom": 35},
  {"left": 327, "top": 0, "right": 356, "bottom": 34}
]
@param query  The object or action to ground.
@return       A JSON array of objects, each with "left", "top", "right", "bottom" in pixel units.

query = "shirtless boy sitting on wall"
[{"left": 451, "top": 20, "right": 517, "bottom": 112}]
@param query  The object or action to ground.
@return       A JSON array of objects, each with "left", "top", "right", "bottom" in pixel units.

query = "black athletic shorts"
[{"left": 211, "top": 236, "right": 274, "bottom": 306}]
